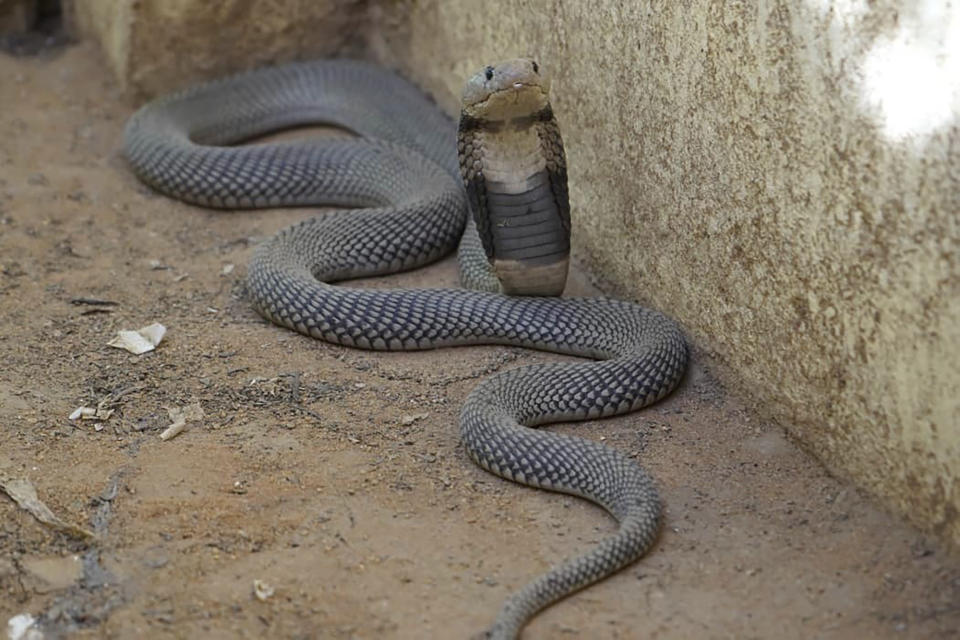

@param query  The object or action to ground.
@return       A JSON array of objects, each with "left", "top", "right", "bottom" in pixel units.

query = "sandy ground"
[{"left": 1, "top": 41, "right": 959, "bottom": 640}]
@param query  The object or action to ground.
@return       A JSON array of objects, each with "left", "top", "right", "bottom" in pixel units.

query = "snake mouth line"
[{"left": 464, "top": 84, "right": 549, "bottom": 120}]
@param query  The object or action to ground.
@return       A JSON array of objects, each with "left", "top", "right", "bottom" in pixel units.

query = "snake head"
[{"left": 461, "top": 58, "right": 552, "bottom": 121}]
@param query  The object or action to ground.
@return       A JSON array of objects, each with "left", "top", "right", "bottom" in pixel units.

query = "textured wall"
[
  {"left": 370, "top": 0, "right": 960, "bottom": 543},
  {"left": 69, "top": 0, "right": 367, "bottom": 99},
  {"left": 69, "top": 0, "right": 959, "bottom": 543},
  {"left": 0, "top": 0, "right": 36, "bottom": 34}
]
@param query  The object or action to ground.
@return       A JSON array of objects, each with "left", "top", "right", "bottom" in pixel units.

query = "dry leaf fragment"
[
  {"left": 159, "top": 402, "right": 204, "bottom": 441},
  {"left": 0, "top": 475, "right": 94, "bottom": 540},
  {"left": 107, "top": 323, "right": 166, "bottom": 355}
]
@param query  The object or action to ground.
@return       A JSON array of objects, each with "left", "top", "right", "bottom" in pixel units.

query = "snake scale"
[{"left": 124, "top": 58, "right": 688, "bottom": 638}]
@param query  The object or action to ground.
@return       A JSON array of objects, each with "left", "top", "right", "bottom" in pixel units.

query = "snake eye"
[
  {"left": 531, "top": 61, "right": 539, "bottom": 74},
  {"left": 484, "top": 66, "right": 494, "bottom": 81}
]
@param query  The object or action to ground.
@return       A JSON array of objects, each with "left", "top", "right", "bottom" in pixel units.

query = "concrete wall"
[
  {"left": 0, "top": 0, "right": 37, "bottom": 34},
  {"left": 70, "top": 0, "right": 960, "bottom": 544},
  {"left": 69, "top": 0, "right": 367, "bottom": 99}
]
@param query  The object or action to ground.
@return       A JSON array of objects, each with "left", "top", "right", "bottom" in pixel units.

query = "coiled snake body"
[{"left": 124, "top": 58, "right": 688, "bottom": 638}]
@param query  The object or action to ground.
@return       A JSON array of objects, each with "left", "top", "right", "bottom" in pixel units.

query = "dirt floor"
[{"left": 1, "top": 41, "right": 959, "bottom": 640}]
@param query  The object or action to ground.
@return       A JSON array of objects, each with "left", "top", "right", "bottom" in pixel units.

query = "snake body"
[{"left": 124, "top": 59, "right": 688, "bottom": 638}]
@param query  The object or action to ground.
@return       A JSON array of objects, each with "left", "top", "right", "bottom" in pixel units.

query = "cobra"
[{"left": 124, "top": 58, "right": 688, "bottom": 639}]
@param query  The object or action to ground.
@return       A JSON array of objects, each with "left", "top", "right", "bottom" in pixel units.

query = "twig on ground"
[
  {"left": 70, "top": 298, "right": 119, "bottom": 306},
  {"left": 280, "top": 371, "right": 326, "bottom": 422}
]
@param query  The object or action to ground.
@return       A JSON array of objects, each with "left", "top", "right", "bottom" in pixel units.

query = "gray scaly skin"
[
  {"left": 458, "top": 59, "right": 571, "bottom": 297},
  {"left": 123, "top": 58, "right": 689, "bottom": 639}
]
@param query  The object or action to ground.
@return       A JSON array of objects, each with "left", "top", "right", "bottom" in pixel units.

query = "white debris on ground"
[
  {"left": 252, "top": 579, "right": 275, "bottom": 601},
  {"left": 107, "top": 322, "right": 166, "bottom": 355},
  {"left": 159, "top": 402, "right": 204, "bottom": 441},
  {"left": 67, "top": 406, "right": 114, "bottom": 421},
  {"left": 6, "top": 613, "right": 42, "bottom": 640}
]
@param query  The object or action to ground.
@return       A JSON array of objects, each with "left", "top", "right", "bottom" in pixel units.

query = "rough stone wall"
[
  {"left": 69, "top": 0, "right": 367, "bottom": 100},
  {"left": 67, "top": 0, "right": 960, "bottom": 544},
  {"left": 0, "top": 0, "right": 36, "bottom": 34}
]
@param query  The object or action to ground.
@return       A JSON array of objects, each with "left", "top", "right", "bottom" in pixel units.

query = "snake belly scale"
[{"left": 123, "top": 58, "right": 688, "bottom": 638}]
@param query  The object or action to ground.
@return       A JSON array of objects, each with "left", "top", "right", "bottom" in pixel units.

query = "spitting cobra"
[{"left": 124, "top": 58, "right": 688, "bottom": 638}]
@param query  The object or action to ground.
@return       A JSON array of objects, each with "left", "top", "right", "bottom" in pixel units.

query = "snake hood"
[{"left": 458, "top": 58, "right": 571, "bottom": 297}]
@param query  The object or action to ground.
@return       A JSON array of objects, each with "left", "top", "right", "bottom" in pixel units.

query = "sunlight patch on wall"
[{"left": 860, "top": 1, "right": 960, "bottom": 141}]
